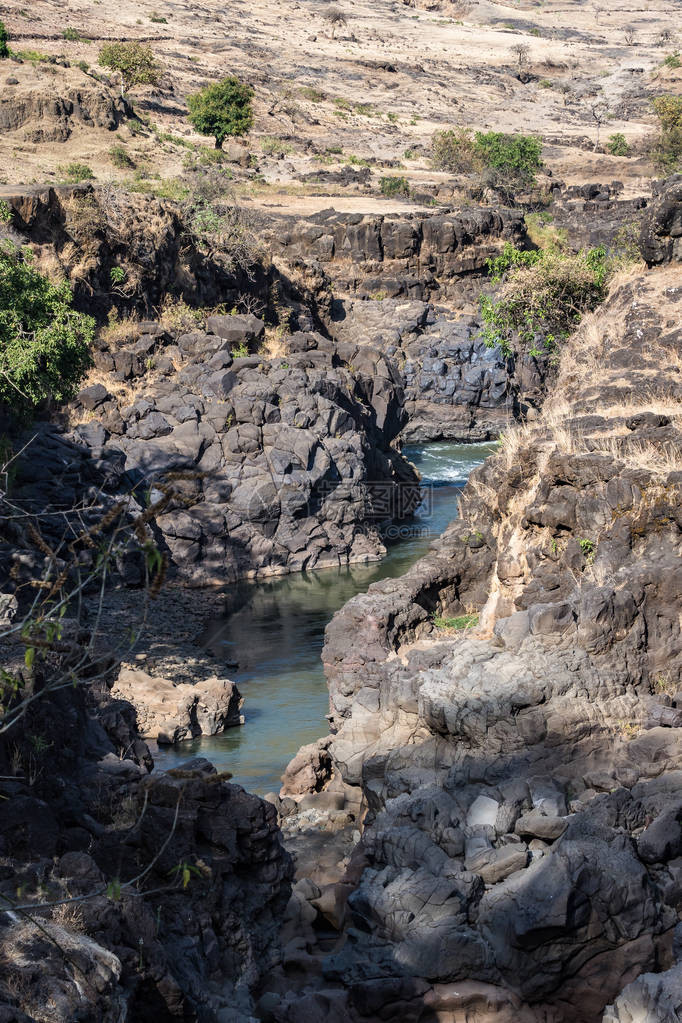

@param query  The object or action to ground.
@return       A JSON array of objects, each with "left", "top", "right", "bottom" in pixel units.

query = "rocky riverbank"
[{"left": 270, "top": 178, "right": 682, "bottom": 1022}]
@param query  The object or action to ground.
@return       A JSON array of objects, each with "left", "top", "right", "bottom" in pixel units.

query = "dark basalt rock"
[
  {"left": 639, "top": 175, "right": 682, "bottom": 267},
  {"left": 279, "top": 268, "right": 682, "bottom": 1021},
  {"left": 4, "top": 329, "right": 419, "bottom": 587}
]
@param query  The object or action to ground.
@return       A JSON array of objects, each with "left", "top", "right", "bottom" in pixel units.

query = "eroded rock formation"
[{"left": 277, "top": 226, "right": 682, "bottom": 1020}]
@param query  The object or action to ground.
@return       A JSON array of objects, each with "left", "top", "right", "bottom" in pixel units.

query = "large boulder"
[
  {"left": 111, "top": 667, "right": 243, "bottom": 744},
  {"left": 639, "top": 175, "right": 682, "bottom": 266}
]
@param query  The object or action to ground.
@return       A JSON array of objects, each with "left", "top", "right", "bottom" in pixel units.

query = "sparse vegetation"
[
  {"left": 324, "top": 7, "right": 347, "bottom": 37},
  {"left": 511, "top": 42, "right": 531, "bottom": 72},
  {"left": 62, "top": 27, "right": 85, "bottom": 41},
  {"left": 299, "top": 86, "right": 325, "bottom": 103},
  {"left": 187, "top": 76, "right": 254, "bottom": 149},
  {"left": 662, "top": 52, "right": 681, "bottom": 69},
  {"left": 57, "top": 162, "right": 95, "bottom": 182},
  {"left": 109, "top": 143, "right": 135, "bottom": 169},
  {"left": 380, "top": 175, "right": 410, "bottom": 198},
  {"left": 98, "top": 41, "right": 162, "bottom": 98},
  {"left": 607, "top": 133, "right": 630, "bottom": 156},
  {"left": 433, "top": 613, "right": 479, "bottom": 630},
  {"left": 0, "top": 244, "right": 94, "bottom": 415},
  {"left": 0, "top": 20, "right": 8, "bottom": 58}
]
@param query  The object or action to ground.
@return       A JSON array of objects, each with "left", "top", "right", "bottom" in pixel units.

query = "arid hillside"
[{"left": 1, "top": 0, "right": 680, "bottom": 215}]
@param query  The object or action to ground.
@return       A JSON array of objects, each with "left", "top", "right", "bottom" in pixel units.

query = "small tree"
[
  {"left": 589, "top": 101, "right": 610, "bottom": 149},
  {"left": 0, "top": 20, "right": 8, "bottom": 58},
  {"left": 511, "top": 43, "right": 531, "bottom": 72},
  {"left": 98, "top": 42, "right": 162, "bottom": 98},
  {"left": 187, "top": 76, "right": 254, "bottom": 149},
  {"left": 325, "top": 7, "right": 347, "bottom": 37},
  {"left": 607, "top": 133, "right": 630, "bottom": 156},
  {"left": 431, "top": 127, "right": 482, "bottom": 173},
  {"left": 0, "top": 244, "right": 94, "bottom": 415}
]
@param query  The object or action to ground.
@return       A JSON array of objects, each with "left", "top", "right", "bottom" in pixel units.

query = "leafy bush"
[
  {"left": 479, "top": 242, "right": 612, "bottom": 357},
  {"left": 62, "top": 27, "right": 84, "bottom": 41},
  {"left": 662, "top": 52, "right": 681, "bottom": 69},
  {"left": 380, "top": 175, "right": 410, "bottom": 197},
  {"left": 652, "top": 95, "right": 682, "bottom": 171},
  {"left": 57, "top": 162, "right": 95, "bottom": 182},
  {"left": 98, "top": 42, "right": 161, "bottom": 97},
  {"left": 607, "top": 133, "right": 630, "bottom": 156},
  {"left": 0, "top": 20, "right": 9, "bottom": 58},
  {"left": 0, "top": 200, "right": 11, "bottom": 225},
  {"left": 473, "top": 131, "right": 542, "bottom": 185},
  {"left": 57, "top": 162, "right": 94, "bottom": 183},
  {"left": 431, "top": 128, "right": 542, "bottom": 186},
  {"left": 187, "top": 76, "right": 253, "bottom": 149},
  {"left": 109, "top": 144, "right": 135, "bottom": 169},
  {"left": 0, "top": 244, "right": 94, "bottom": 414}
]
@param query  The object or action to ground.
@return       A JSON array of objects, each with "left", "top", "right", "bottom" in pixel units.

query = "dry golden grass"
[
  {"left": 50, "top": 903, "right": 85, "bottom": 933},
  {"left": 98, "top": 310, "right": 140, "bottom": 347},
  {"left": 591, "top": 435, "right": 682, "bottom": 477},
  {"left": 156, "top": 296, "right": 204, "bottom": 334},
  {"left": 260, "top": 326, "right": 289, "bottom": 360}
]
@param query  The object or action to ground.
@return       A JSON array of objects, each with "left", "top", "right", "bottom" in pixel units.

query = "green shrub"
[
  {"left": 380, "top": 175, "right": 410, "bottom": 197},
  {"left": 57, "top": 162, "right": 95, "bottom": 182},
  {"left": 62, "top": 27, "right": 84, "bottom": 41},
  {"left": 652, "top": 95, "right": 682, "bottom": 171},
  {"left": 433, "top": 613, "right": 479, "bottom": 630},
  {"left": 0, "top": 200, "right": 11, "bottom": 225},
  {"left": 109, "top": 144, "right": 135, "bottom": 169},
  {"left": 479, "top": 242, "right": 613, "bottom": 357},
  {"left": 187, "top": 76, "right": 253, "bottom": 149},
  {"left": 260, "top": 136, "right": 293, "bottom": 156},
  {"left": 473, "top": 131, "right": 542, "bottom": 185},
  {"left": 0, "top": 20, "right": 9, "bottom": 57},
  {"left": 607, "top": 133, "right": 630, "bottom": 156},
  {"left": 149, "top": 11, "right": 167, "bottom": 22},
  {"left": 0, "top": 244, "right": 94, "bottom": 414},
  {"left": 299, "top": 86, "right": 325, "bottom": 102},
  {"left": 662, "top": 51, "right": 681, "bottom": 69},
  {"left": 431, "top": 128, "right": 542, "bottom": 186},
  {"left": 98, "top": 42, "right": 162, "bottom": 98}
]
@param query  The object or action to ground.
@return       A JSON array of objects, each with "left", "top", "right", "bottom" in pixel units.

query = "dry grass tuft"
[
  {"left": 50, "top": 902, "right": 85, "bottom": 933},
  {"left": 98, "top": 310, "right": 140, "bottom": 347},
  {"left": 259, "top": 326, "right": 289, "bottom": 360}
]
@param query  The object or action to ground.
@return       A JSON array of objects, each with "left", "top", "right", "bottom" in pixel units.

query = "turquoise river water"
[{"left": 151, "top": 441, "right": 495, "bottom": 793}]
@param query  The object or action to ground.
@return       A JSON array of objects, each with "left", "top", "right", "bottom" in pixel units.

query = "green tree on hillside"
[
  {"left": 0, "top": 21, "right": 9, "bottom": 58},
  {"left": 652, "top": 95, "right": 682, "bottom": 171},
  {"left": 98, "top": 42, "right": 162, "bottom": 98},
  {"left": 187, "top": 77, "right": 254, "bottom": 149},
  {"left": 0, "top": 245, "right": 94, "bottom": 415}
]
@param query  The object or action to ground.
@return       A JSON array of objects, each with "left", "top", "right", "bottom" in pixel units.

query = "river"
[{"left": 151, "top": 441, "right": 495, "bottom": 792}]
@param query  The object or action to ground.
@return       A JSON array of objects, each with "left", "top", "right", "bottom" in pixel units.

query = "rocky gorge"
[
  {"left": 269, "top": 177, "right": 682, "bottom": 1022},
  {"left": 0, "top": 15, "right": 681, "bottom": 1014}
]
